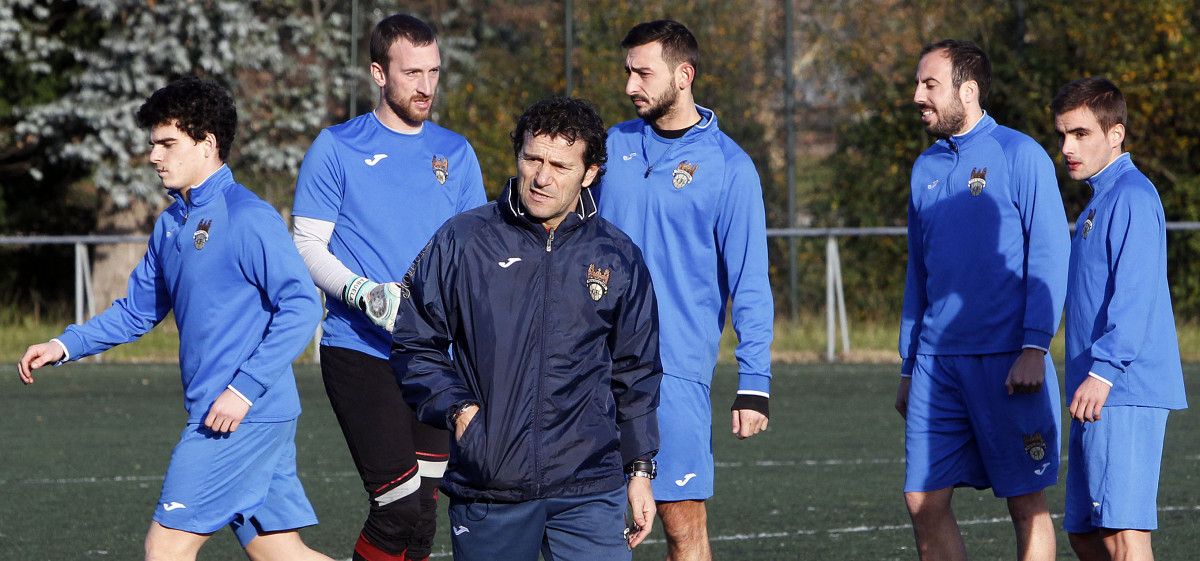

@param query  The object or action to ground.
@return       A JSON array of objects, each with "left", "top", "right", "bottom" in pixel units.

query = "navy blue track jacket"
[{"left": 392, "top": 178, "right": 662, "bottom": 502}]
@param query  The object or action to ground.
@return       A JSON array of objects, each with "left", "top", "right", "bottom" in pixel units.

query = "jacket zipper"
[{"left": 533, "top": 229, "right": 555, "bottom": 495}]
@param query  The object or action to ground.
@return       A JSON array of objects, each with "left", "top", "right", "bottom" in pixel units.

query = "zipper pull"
[{"left": 545, "top": 228, "right": 555, "bottom": 252}]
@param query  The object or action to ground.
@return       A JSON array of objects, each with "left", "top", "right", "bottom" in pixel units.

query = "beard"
[
  {"left": 924, "top": 96, "right": 967, "bottom": 139},
  {"left": 384, "top": 88, "right": 433, "bottom": 127},
  {"left": 633, "top": 80, "right": 679, "bottom": 124}
]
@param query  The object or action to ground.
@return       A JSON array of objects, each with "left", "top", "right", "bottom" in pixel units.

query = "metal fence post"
[{"left": 74, "top": 242, "right": 84, "bottom": 326}]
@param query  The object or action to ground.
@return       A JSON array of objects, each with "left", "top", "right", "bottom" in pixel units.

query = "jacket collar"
[
  {"left": 169, "top": 164, "right": 233, "bottom": 208},
  {"left": 500, "top": 177, "right": 597, "bottom": 234},
  {"left": 941, "top": 112, "right": 996, "bottom": 151},
  {"left": 641, "top": 103, "right": 717, "bottom": 146},
  {"left": 1085, "top": 152, "right": 1134, "bottom": 194}
]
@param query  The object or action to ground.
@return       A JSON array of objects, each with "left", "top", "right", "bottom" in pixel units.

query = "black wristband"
[
  {"left": 731, "top": 394, "right": 769, "bottom": 418},
  {"left": 624, "top": 458, "right": 657, "bottom": 479}
]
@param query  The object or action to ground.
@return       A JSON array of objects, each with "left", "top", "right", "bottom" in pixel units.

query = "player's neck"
[
  {"left": 373, "top": 106, "right": 424, "bottom": 134},
  {"left": 953, "top": 109, "right": 985, "bottom": 137},
  {"left": 652, "top": 95, "right": 700, "bottom": 131}
]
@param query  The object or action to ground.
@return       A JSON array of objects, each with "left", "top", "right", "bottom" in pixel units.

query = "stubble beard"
[
  {"left": 635, "top": 80, "right": 680, "bottom": 125},
  {"left": 385, "top": 89, "right": 433, "bottom": 128},
  {"left": 925, "top": 97, "right": 967, "bottom": 139}
]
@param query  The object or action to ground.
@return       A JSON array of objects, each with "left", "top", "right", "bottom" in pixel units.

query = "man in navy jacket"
[{"left": 391, "top": 96, "right": 663, "bottom": 560}]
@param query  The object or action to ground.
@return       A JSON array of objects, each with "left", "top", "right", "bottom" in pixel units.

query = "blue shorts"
[
  {"left": 904, "top": 353, "right": 1061, "bottom": 497},
  {"left": 154, "top": 420, "right": 318, "bottom": 547},
  {"left": 1064, "top": 406, "right": 1169, "bottom": 533},
  {"left": 651, "top": 374, "right": 714, "bottom": 502},
  {"left": 447, "top": 486, "right": 630, "bottom": 561}
]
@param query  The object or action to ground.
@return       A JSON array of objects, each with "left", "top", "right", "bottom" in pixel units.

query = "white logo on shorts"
[
  {"left": 453, "top": 525, "right": 470, "bottom": 536},
  {"left": 675, "top": 473, "right": 697, "bottom": 486},
  {"left": 1034, "top": 462, "right": 1051, "bottom": 476},
  {"left": 162, "top": 501, "right": 187, "bottom": 511}
]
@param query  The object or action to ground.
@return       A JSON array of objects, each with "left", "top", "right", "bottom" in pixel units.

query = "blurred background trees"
[{"left": 2, "top": 0, "right": 1198, "bottom": 325}]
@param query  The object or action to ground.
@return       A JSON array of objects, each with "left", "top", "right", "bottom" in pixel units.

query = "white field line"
[{"left": 7, "top": 459, "right": 906, "bottom": 486}]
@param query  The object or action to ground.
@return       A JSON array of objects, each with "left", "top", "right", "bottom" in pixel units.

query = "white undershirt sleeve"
[{"left": 292, "top": 216, "right": 357, "bottom": 300}]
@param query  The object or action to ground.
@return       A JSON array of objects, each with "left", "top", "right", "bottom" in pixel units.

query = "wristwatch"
[{"left": 625, "top": 458, "right": 657, "bottom": 480}]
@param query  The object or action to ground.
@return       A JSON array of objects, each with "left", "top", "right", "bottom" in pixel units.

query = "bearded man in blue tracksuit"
[
  {"left": 392, "top": 96, "right": 662, "bottom": 561},
  {"left": 17, "top": 77, "right": 331, "bottom": 561},
  {"left": 895, "top": 40, "right": 1070, "bottom": 561},
  {"left": 1051, "top": 77, "right": 1187, "bottom": 561},
  {"left": 595, "top": 20, "right": 774, "bottom": 561},
  {"left": 291, "top": 14, "right": 486, "bottom": 561}
]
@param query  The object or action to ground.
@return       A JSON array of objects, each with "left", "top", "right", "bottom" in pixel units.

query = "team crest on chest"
[
  {"left": 193, "top": 219, "right": 213, "bottom": 250},
  {"left": 968, "top": 167, "right": 987, "bottom": 196},
  {"left": 1023, "top": 432, "right": 1047, "bottom": 461},
  {"left": 671, "top": 161, "right": 699, "bottom": 190},
  {"left": 1082, "top": 208, "right": 1096, "bottom": 239},
  {"left": 586, "top": 264, "right": 611, "bottom": 302},
  {"left": 432, "top": 155, "right": 449, "bottom": 185}
]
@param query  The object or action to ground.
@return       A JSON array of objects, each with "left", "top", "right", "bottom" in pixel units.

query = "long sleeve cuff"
[
  {"left": 1087, "top": 372, "right": 1114, "bottom": 387},
  {"left": 900, "top": 357, "right": 915, "bottom": 376},
  {"left": 1089, "top": 360, "right": 1123, "bottom": 385},
  {"left": 737, "top": 372, "right": 771, "bottom": 395},
  {"left": 56, "top": 330, "right": 86, "bottom": 363},
  {"left": 50, "top": 338, "right": 71, "bottom": 364},
  {"left": 617, "top": 410, "right": 659, "bottom": 466},
  {"left": 229, "top": 370, "right": 269, "bottom": 403},
  {"left": 1021, "top": 344, "right": 1049, "bottom": 353},
  {"left": 1022, "top": 329, "right": 1054, "bottom": 351}
]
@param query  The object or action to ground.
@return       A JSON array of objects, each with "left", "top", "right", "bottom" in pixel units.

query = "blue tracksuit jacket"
[
  {"left": 292, "top": 112, "right": 487, "bottom": 359},
  {"left": 596, "top": 106, "right": 773, "bottom": 394},
  {"left": 57, "top": 166, "right": 323, "bottom": 422},
  {"left": 392, "top": 180, "right": 662, "bottom": 502},
  {"left": 899, "top": 113, "right": 1070, "bottom": 373},
  {"left": 1065, "top": 153, "right": 1186, "bottom": 409}
]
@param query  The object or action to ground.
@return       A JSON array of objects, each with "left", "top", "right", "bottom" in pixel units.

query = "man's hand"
[
  {"left": 17, "top": 341, "right": 66, "bottom": 385},
  {"left": 1069, "top": 376, "right": 1112, "bottom": 423},
  {"left": 626, "top": 475, "right": 655, "bottom": 549},
  {"left": 732, "top": 409, "right": 768, "bottom": 439},
  {"left": 204, "top": 389, "right": 251, "bottom": 433},
  {"left": 343, "top": 276, "right": 403, "bottom": 332},
  {"left": 895, "top": 376, "right": 911, "bottom": 419},
  {"left": 453, "top": 404, "right": 480, "bottom": 441},
  {"left": 1005, "top": 348, "right": 1047, "bottom": 395}
]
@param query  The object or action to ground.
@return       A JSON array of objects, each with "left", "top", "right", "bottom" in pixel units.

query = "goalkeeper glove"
[{"left": 342, "top": 275, "right": 403, "bottom": 333}]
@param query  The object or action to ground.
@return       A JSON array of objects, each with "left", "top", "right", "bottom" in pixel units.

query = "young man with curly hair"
[{"left": 17, "top": 77, "right": 332, "bottom": 561}]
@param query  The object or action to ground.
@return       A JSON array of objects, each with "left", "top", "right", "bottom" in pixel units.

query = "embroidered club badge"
[
  {"left": 586, "top": 264, "right": 611, "bottom": 302},
  {"left": 672, "top": 161, "right": 699, "bottom": 190},
  {"left": 432, "top": 155, "right": 449, "bottom": 185},
  {"left": 968, "top": 167, "right": 987, "bottom": 196},
  {"left": 193, "top": 219, "right": 212, "bottom": 250}
]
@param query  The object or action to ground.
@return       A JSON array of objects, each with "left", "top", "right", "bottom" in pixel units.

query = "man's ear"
[
  {"left": 1108, "top": 123, "right": 1126, "bottom": 150},
  {"left": 675, "top": 62, "right": 695, "bottom": 90},
  {"left": 581, "top": 163, "right": 600, "bottom": 188},
  {"left": 959, "top": 79, "right": 979, "bottom": 106},
  {"left": 204, "top": 132, "right": 219, "bottom": 160},
  {"left": 370, "top": 61, "right": 387, "bottom": 88}
]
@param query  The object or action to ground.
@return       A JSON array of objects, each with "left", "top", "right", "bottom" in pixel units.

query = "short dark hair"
[
  {"left": 920, "top": 39, "right": 991, "bottom": 105},
  {"left": 1051, "top": 77, "right": 1127, "bottom": 133},
  {"left": 371, "top": 14, "right": 437, "bottom": 67},
  {"left": 135, "top": 76, "right": 237, "bottom": 161},
  {"left": 621, "top": 19, "right": 700, "bottom": 78},
  {"left": 511, "top": 96, "right": 607, "bottom": 172}
]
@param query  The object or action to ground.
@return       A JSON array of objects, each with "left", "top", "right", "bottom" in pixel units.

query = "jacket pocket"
[{"left": 451, "top": 415, "right": 490, "bottom": 486}]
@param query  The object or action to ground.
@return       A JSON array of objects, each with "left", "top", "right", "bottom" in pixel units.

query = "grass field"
[{"left": 2, "top": 363, "right": 1198, "bottom": 560}]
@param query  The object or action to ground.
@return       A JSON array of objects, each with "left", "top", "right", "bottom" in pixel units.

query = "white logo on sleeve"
[
  {"left": 675, "top": 473, "right": 697, "bottom": 486},
  {"left": 622, "top": 152, "right": 638, "bottom": 161},
  {"left": 1034, "top": 462, "right": 1051, "bottom": 476},
  {"left": 364, "top": 153, "right": 389, "bottom": 166},
  {"left": 453, "top": 525, "right": 470, "bottom": 536},
  {"left": 926, "top": 179, "right": 940, "bottom": 190},
  {"left": 498, "top": 257, "right": 522, "bottom": 268},
  {"left": 162, "top": 502, "right": 187, "bottom": 511}
]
